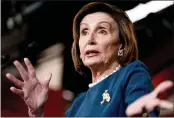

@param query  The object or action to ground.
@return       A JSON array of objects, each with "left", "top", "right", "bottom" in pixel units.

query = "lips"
[{"left": 85, "top": 49, "right": 99, "bottom": 57}]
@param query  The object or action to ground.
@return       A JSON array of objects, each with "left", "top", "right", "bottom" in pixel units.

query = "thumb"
[
  {"left": 43, "top": 72, "right": 52, "bottom": 88},
  {"left": 152, "top": 80, "right": 173, "bottom": 97}
]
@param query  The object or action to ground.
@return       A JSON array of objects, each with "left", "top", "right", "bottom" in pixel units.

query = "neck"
[{"left": 90, "top": 61, "right": 120, "bottom": 83}]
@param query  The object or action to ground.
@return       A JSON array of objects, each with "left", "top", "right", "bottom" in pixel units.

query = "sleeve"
[
  {"left": 124, "top": 62, "right": 160, "bottom": 117},
  {"left": 65, "top": 92, "right": 85, "bottom": 117}
]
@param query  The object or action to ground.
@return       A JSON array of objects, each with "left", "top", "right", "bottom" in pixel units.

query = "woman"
[{"left": 6, "top": 2, "right": 173, "bottom": 117}]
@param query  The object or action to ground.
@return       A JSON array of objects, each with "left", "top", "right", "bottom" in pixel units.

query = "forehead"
[{"left": 80, "top": 12, "right": 116, "bottom": 26}]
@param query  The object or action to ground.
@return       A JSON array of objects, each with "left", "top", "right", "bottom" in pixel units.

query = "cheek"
[
  {"left": 78, "top": 40, "right": 85, "bottom": 57},
  {"left": 101, "top": 42, "right": 118, "bottom": 57}
]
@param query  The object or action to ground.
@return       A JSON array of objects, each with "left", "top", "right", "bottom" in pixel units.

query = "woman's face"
[{"left": 79, "top": 12, "right": 120, "bottom": 69}]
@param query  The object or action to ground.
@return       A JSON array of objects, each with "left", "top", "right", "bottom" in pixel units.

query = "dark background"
[{"left": 1, "top": 0, "right": 174, "bottom": 117}]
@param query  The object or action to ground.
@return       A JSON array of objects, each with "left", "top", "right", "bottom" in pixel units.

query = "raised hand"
[
  {"left": 6, "top": 58, "right": 52, "bottom": 117},
  {"left": 126, "top": 80, "right": 174, "bottom": 117}
]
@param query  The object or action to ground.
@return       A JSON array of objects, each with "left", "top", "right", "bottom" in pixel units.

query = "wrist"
[{"left": 28, "top": 106, "right": 44, "bottom": 117}]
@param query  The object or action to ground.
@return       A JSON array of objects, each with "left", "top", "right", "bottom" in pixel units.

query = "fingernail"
[
  {"left": 10, "top": 87, "right": 14, "bottom": 91},
  {"left": 24, "top": 58, "right": 28, "bottom": 61},
  {"left": 13, "top": 61, "right": 18, "bottom": 65},
  {"left": 6, "top": 73, "right": 11, "bottom": 78}
]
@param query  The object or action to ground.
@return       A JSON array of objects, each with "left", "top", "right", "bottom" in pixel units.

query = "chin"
[{"left": 83, "top": 59, "right": 102, "bottom": 68}]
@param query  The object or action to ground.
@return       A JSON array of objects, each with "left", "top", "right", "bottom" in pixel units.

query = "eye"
[
  {"left": 80, "top": 29, "right": 88, "bottom": 36},
  {"left": 97, "top": 26, "right": 108, "bottom": 35},
  {"left": 98, "top": 30, "right": 107, "bottom": 35}
]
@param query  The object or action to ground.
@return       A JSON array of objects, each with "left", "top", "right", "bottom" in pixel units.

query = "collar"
[{"left": 88, "top": 65, "right": 121, "bottom": 88}]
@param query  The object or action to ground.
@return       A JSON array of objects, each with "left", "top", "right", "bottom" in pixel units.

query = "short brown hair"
[{"left": 72, "top": 2, "right": 138, "bottom": 74}]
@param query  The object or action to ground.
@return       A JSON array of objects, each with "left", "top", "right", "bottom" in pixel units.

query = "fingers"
[
  {"left": 145, "top": 99, "right": 173, "bottom": 113},
  {"left": 126, "top": 81, "right": 174, "bottom": 117},
  {"left": 13, "top": 60, "right": 28, "bottom": 81},
  {"left": 43, "top": 73, "right": 52, "bottom": 88},
  {"left": 24, "top": 58, "right": 36, "bottom": 78},
  {"left": 126, "top": 98, "right": 159, "bottom": 116},
  {"left": 152, "top": 80, "right": 173, "bottom": 97},
  {"left": 145, "top": 98, "right": 160, "bottom": 112},
  {"left": 126, "top": 97, "right": 174, "bottom": 116},
  {"left": 126, "top": 105, "right": 144, "bottom": 116},
  {"left": 126, "top": 100, "right": 144, "bottom": 116},
  {"left": 10, "top": 87, "right": 24, "bottom": 97},
  {"left": 159, "top": 100, "right": 174, "bottom": 110},
  {"left": 6, "top": 73, "right": 24, "bottom": 88}
]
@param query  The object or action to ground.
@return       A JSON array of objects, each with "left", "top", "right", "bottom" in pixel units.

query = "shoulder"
[
  {"left": 120, "top": 60, "right": 150, "bottom": 77},
  {"left": 124, "top": 60, "right": 149, "bottom": 72},
  {"left": 107, "top": 60, "right": 150, "bottom": 87},
  {"left": 123, "top": 60, "right": 154, "bottom": 96},
  {"left": 119, "top": 60, "right": 153, "bottom": 91}
]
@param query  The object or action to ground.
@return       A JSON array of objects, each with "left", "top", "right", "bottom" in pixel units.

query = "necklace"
[{"left": 88, "top": 65, "right": 121, "bottom": 88}]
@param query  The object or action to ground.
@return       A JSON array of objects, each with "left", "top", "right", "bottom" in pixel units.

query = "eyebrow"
[
  {"left": 80, "top": 21, "right": 111, "bottom": 28},
  {"left": 97, "top": 21, "right": 111, "bottom": 27}
]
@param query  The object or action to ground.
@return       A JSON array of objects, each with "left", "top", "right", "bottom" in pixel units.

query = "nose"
[{"left": 87, "top": 32, "right": 96, "bottom": 45}]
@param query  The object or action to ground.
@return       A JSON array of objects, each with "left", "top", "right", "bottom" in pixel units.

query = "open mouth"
[{"left": 85, "top": 50, "right": 99, "bottom": 57}]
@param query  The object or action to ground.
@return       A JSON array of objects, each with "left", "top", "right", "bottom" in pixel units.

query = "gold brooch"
[
  {"left": 100, "top": 90, "right": 111, "bottom": 104},
  {"left": 142, "top": 112, "right": 149, "bottom": 117}
]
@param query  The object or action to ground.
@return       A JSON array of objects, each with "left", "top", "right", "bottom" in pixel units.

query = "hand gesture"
[
  {"left": 126, "top": 80, "right": 174, "bottom": 116},
  {"left": 6, "top": 58, "right": 52, "bottom": 116}
]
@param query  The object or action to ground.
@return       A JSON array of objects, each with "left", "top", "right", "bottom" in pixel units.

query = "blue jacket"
[{"left": 65, "top": 60, "right": 159, "bottom": 117}]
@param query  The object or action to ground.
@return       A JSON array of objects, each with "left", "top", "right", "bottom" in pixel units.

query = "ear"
[
  {"left": 119, "top": 44, "right": 123, "bottom": 50},
  {"left": 80, "top": 54, "right": 82, "bottom": 59}
]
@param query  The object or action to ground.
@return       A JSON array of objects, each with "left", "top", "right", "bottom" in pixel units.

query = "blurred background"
[{"left": 1, "top": 0, "right": 174, "bottom": 117}]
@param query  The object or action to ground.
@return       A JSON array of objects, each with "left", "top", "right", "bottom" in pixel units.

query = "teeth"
[
  {"left": 86, "top": 51, "right": 98, "bottom": 55},
  {"left": 86, "top": 51, "right": 99, "bottom": 55}
]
